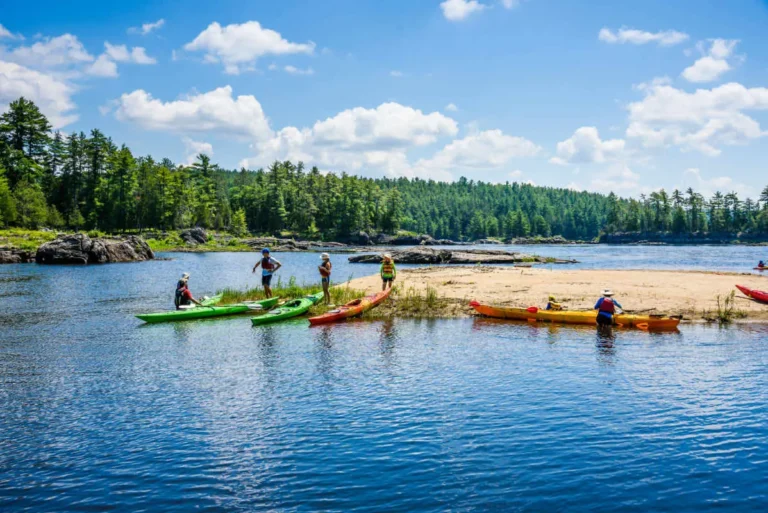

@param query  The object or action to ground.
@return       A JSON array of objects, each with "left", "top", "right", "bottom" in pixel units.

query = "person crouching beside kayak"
[
  {"left": 380, "top": 254, "right": 396, "bottom": 291},
  {"left": 252, "top": 248, "right": 281, "bottom": 298},
  {"left": 319, "top": 253, "right": 332, "bottom": 304},
  {"left": 175, "top": 274, "right": 204, "bottom": 309},
  {"left": 594, "top": 289, "right": 622, "bottom": 327}
]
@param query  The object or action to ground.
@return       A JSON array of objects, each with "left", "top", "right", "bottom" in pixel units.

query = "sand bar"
[{"left": 345, "top": 266, "right": 768, "bottom": 321}]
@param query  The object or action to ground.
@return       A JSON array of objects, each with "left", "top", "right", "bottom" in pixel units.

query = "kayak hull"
[
  {"left": 251, "top": 292, "right": 324, "bottom": 325},
  {"left": 736, "top": 285, "right": 768, "bottom": 303},
  {"left": 137, "top": 296, "right": 279, "bottom": 323},
  {"left": 469, "top": 302, "right": 681, "bottom": 331},
  {"left": 308, "top": 288, "right": 391, "bottom": 325}
]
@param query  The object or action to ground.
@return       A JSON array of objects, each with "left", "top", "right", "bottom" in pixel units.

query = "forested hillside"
[{"left": 1, "top": 97, "right": 767, "bottom": 241}]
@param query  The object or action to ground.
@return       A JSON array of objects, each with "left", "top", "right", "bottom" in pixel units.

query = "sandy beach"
[{"left": 346, "top": 266, "right": 768, "bottom": 321}]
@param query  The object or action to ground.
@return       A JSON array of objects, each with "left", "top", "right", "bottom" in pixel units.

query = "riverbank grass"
[
  {"left": 0, "top": 229, "right": 56, "bottom": 252},
  {"left": 146, "top": 232, "right": 253, "bottom": 252}
]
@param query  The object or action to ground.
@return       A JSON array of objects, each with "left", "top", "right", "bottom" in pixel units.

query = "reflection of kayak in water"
[
  {"left": 469, "top": 301, "right": 681, "bottom": 331},
  {"left": 735, "top": 285, "right": 768, "bottom": 304}
]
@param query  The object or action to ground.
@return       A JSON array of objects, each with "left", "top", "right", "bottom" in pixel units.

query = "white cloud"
[
  {"left": 183, "top": 21, "right": 315, "bottom": 75},
  {"left": 0, "top": 24, "right": 22, "bottom": 40},
  {"left": 626, "top": 81, "right": 768, "bottom": 156},
  {"left": 113, "top": 86, "right": 273, "bottom": 140},
  {"left": 500, "top": 0, "right": 519, "bottom": 8},
  {"left": 128, "top": 19, "right": 165, "bottom": 36},
  {"left": 389, "top": 70, "right": 403, "bottom": 77},
  {"left": 103, "top": 43, "right": 157, "bottom": 64},
  {"left": 509, "top": 169, "right": 523, "bottom": 179},
  {"left": 445, "top": 103, "right": 458, "bottom": 112},
  {"left": 4, "top": 34, "right": 94, "bottom": 69},
  {"left": 441, "top": 0, "right": 486, "bottom": 21},
  {"left": 598, "top": 27, "right": 689, "bottom": 46},
  {"left": 589, "top": 165, "right": 641, "bottom": 193},
  {"left": 682, "top": 167, "right": 755, "bottom": 198},
  {"left": 682, "top": 39, "right": 739, "bottom": 83},
  {"left": 86, "top": 54, "right": 118, "bottom": 77},
  {"left": 182, "top": 137, "right": 213, "bottom": 165},
  {"left": 0, "top": 60, "right": 78, "bottom": 127},
  {"left": 550, "top": 127, "right": 625, "bottom": 165},
  {"left": 284, "top": 65, "right": 313, "bottom": 75}
]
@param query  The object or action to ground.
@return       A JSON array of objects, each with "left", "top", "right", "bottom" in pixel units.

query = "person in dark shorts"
[
  {"left": 594, "top": 289, "right": 622, "bottom": 327},
  {"left": 252, "top": 248, "right": 282, "bottom": 298},
  {"left": 318, "top": 253, "right": 332, "bottom": 304}
]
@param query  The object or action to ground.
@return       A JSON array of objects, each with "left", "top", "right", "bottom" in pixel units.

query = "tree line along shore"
[{"left": 1, "top": 97, "right": 768, "bottom": 245}]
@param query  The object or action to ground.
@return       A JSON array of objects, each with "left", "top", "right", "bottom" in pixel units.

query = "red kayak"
[
  {"left": 308, "top": 288, "right": 392, "bottom": 325},
  {"left": 735, "top": 285, "right": 768, "bottom": 304}
]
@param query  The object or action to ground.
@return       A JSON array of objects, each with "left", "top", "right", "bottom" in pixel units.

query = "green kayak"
[
  {"left": 251, "top": 292, "right": 324, "bottom": 326},
  {"left": 136, "top": 295, "right": 279, "bottom": 323}
]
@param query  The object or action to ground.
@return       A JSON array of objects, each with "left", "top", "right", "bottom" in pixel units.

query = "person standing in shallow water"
[
  {"left": 318, "top": 253, "right": 332, "bottom": 304},
  {"left": 252, "top": 248, "right": 282, "bottom": 298},
  {"left": 594, "top": 289, "right": 622, "bottom": 328}
]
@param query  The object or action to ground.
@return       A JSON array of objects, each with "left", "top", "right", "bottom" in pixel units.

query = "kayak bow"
[
  {"left": 735, "top": 285, "right": 768, "bottom": 304},
  {"left": 251, "top": 292, "right": 324, "bottom": 326}
]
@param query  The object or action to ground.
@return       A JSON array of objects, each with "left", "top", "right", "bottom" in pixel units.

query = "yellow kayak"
[{"left": 469, "top": 301, "right": 681, "bottom": 331}]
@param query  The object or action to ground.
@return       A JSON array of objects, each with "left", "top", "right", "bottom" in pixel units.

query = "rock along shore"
[
  {"left": 35, "top": 234, "right": 154, "bottom": 264},
  {"left": 348, "top": 246, "right": 577, "bottom": 265}
]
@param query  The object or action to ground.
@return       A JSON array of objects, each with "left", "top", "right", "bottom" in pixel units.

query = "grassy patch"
[
  {"left": 702, "top": 291, "right": 747, "bottom": 324},
  {"left": 146, "top": 231, "right": 253, "bottom": 252},
  {"left": 0, "top": 229, "right": 57, "bottom": 252}
]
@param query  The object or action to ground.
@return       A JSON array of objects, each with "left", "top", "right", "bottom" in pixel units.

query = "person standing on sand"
[
  {"left": 380, "top": 254, "right": 396, "bottom": 291},
  {"left": 594, "top": 289, "right": 622, "bottom": 328},
  {"left": 319, "top": 253, "right": 332, "bottom": 304},
  {"left": 252, "top": 248, "right": 282, "bottom": 298}
]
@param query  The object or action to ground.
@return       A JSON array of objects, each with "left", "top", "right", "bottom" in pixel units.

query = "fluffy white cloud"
[
  {"left": 441, "top": 0, "right": 486, "bottom": 21},
  {"left": 128, "top": 19, "right": 165, "bottom": 36},
  {"left": 0, "top": 24, "right": 21, "bottom": 40},
  {"left": 682, "top": 39, "right": 739, "bottom": 83},
  {"left": 0, "top": 60, "right": 77, "bottom": 127},
  {"left": 550, "top": 127, "right": 625, "bottom": 165},
  {"left": 682, "top": 167, "right": 755, "bottom": 198},
  {"left": 113, "top": 86, "right": 273, "bottom": 140},
  {"left": 626, "top": 81, "right": 768, "bottom": 156},
  {"left": 4, "top": 34, "right": 94, "bottom": 69},
  {"left": 598, "top": 27, "right": 688, "bottom": 46},
  {"left": 182, "top": 137, "right": 213, "bottom": 165},
  {"left": 86, "top": 54, "right": 118, "bottom": 77},
  {"left": 412, "top": 129, "right": 540, "bottom": 175},
  {"left": 445, "top": 103, "right": 458, "bottom": 112},
  {"left": 500, "top": 0, "right": 519, "bottom": 8},
  {"left": 103, "top": 43, "right": 156, "bottom": 64},
  {"left": 589, "top": 165, "right": 641, "bottom": 193},
  {"left": 284, "top": 65, "right": 313, "bottom": 75},
  {"left": 183, "top": 21, "right": 315, "bottom": 74}
]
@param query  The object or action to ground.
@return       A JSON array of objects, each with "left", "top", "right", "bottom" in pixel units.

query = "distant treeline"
[{"left": 1, "top": 97, "right": 767, "bottom": 240}]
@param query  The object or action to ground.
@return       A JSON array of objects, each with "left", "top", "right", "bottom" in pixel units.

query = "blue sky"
[{"left": 1, "top": 0, "right": 767, "bottom": 198}]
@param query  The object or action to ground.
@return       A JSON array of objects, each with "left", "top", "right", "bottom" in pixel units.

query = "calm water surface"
[{"left": 1, "top": 250, "right": 767, "bottom": 512}]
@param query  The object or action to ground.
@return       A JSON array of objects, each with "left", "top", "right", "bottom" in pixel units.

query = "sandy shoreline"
[{"left": 345, "top": 266, "right": 768, "bottom": 321}]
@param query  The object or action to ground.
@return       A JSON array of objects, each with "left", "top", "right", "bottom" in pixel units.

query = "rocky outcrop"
[
  {"left": 243, "top": 237, "right": 351, "bottom": 252},
  {"left": 180, "top": 227, "right": 208, "bottom": 245},
  {"left": 473, "top": 239, "right": 503, "bottom": 245},
  {"left": 348, "top": 246, "right": 577, "bottom": 265},
  {"left": 0, "top": 248, "right": 34, "bottom": 264},
  {"left": 35, "top": 234, "right": 154, "bottom": 264},
  {"left": 507, "top": 235, "right": 589, "bottom": 245}
]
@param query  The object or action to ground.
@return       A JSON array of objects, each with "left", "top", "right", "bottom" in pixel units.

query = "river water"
[{"left": 1, "top": 247, "right": 767, "bottom": 511}]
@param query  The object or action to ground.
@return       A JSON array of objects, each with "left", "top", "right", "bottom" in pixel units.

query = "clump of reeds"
[{"left": 702, "top": 291, "right": 747, "bottom": 324}]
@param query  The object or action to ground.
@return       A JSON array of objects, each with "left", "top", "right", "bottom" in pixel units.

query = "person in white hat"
[
  {"left": 594, "top": 289, "right": 623, "bottom": 327},
  {"left": 175, "top": 273, "right": 203, "bottom": 309},
  {"left": 380, "top": 253, "right": 396, "bottom": 291},
  {"left": 318, "top": 253, "right": 332, "bottom": 304}
]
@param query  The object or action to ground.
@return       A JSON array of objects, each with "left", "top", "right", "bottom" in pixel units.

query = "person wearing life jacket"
[
  {"left": 594, "top": 289, "right": 622, "bottom": 327},
  {"left": 380, "top": 254, "right": 396, "bottom": 291},
  {"left": 545, "top": 295, "right": 562, "bottom": 311},
  {"left": 252, "top": 248, "right": 282, "bottom": 298},
  {"left": 759, "top": 260, "right": 766, "bottom": 269},
  {"left": 318, "top": 253, "right": 332, "bottom": 304},
  {"left": 175, "top": 273, "right": 203, "bottom": 310}
]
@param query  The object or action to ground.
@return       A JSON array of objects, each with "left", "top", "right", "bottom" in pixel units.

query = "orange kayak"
[
  {"left": 309, "top": 288, "right": 391, "bottom": 325},
  {"left": 469, "top": 301, "right": 681, "bottom": 331},
  {"left": 736, "top": 285, "right": 768, "bottom": 303}
]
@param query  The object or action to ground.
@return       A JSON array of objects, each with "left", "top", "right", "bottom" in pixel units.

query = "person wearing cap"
[
  {"left": 175, "top": 274, "right": 204, "bottom": 309},
  {"left": 594, "top": 289, "right": 623, "bottom": 327},
  {"left": 252, "top": 248, "right": 282, "bottom": 298},
  {"left": 545, "top": 295, "right": 562, "bottom": 311},
  {"left": 318, "top": 253, "right": 332, "bottom": 304},
  {"left": 380, "top": 254, "right": 396, "bottom": 291}
]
